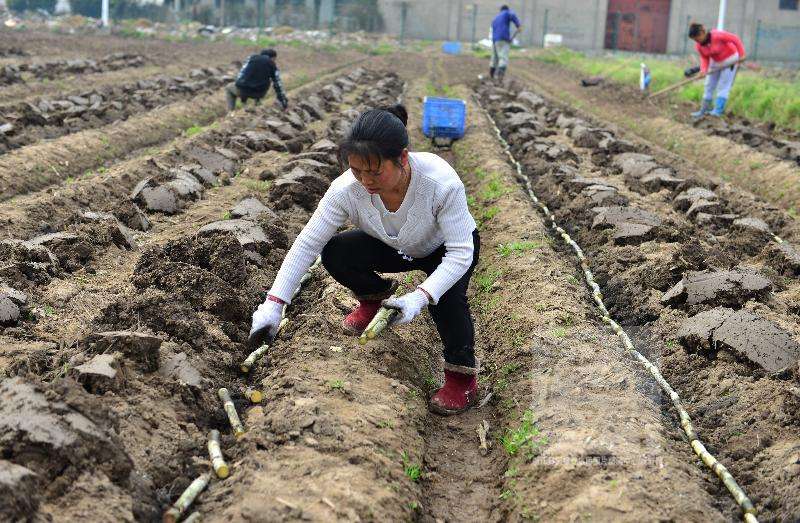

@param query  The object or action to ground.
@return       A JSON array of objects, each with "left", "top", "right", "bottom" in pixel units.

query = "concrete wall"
[
  {"left": 377, "top": 0, "right": 606, "bottom": 49},
  {"left": 375, "top": 0, "right": 799, "bottom": 61}
]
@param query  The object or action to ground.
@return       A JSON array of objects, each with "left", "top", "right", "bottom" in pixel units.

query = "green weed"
[
  {"left": 401, "top": 451, "right": 422, "bottom": 482},
  {"left": 240, "top": 179, "right": 271, "bottom": 193},
  {"left": 478, "top": 206, "right": 500, "bottom": 226},
  {"left": 480, "top": 177, "right": 510, "bottom": 201},
  {"left": 377, "top": 420, "right": 395, "bottom": 429},
  {"left": 499, "top": 489, "right": 515, "bottom": 500},
  {"left": 501, "top": 410, "right": 548, "bottom": 460},
  {"left": 328, "top": 379, "right": 344, "bottom": 390},
  {"left": 497, "top": 241, "right": 543, "bottom": 257},
  {"left": 552, "top": 327, "right": 567, "bottom": 338},
  {"left": 221, "top": 211, "right": 232, "bottom": 220},
  {"left": 474, "top": 268, "right": 502, "bottom": 294},
  {"left": 185, "top": 124, "right": 204, "bottom": 137},
  {"left": 423, "top": 373, "right": 438, "bottom": 390}
]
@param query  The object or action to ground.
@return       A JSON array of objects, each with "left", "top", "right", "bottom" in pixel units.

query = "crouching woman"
[{"left": 248, "top": 105, "right": 481, "bottom": 415}]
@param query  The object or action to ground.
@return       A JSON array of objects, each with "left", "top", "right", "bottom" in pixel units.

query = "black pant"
[{"left": 321, "top": 229, "right": 480, "bottom": 368}]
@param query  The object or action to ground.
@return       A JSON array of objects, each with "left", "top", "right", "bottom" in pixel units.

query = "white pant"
[
  {"left": 491, "top": 41, "right": 510, "bottom": 69},
  {"left": 703, "top": 54, "right": 739, "bottom": 100}
]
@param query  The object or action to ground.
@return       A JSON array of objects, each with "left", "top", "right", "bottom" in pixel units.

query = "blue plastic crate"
[
  {"left": 422, "top": 97, "right": 467, "bottom": 140},
  {"left": 442, "top": 41, "right": 462, "bottom": 55}
]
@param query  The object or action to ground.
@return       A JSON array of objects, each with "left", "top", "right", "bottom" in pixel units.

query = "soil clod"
[{"left": 677, "top": 307, "right": 800, "bottom": 372}]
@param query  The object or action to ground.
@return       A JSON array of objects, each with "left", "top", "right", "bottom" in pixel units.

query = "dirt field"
[{"left": 0, "top": 32, "right": 798, "bottom": 523}]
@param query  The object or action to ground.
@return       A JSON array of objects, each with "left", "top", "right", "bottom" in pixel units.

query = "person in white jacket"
[{"left": 249, "top": 104, "right": 481, "bottom": 415}]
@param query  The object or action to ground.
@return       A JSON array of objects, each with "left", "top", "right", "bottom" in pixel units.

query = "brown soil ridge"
[
  {"left": 0, "top": 59, "right": 367, "bottom": 236},
  {"left": 0, "top": 55, "right": 365, "bottom": 203}
]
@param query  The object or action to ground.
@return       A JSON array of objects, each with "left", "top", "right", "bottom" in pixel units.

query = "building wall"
[
  {"left": 667, "top": 0, "right": 800, "bottom": 60},
  {"left": 376, "top": 0, "right": 799, "bottom": 61},
  {"left": 377, "top": 0, "right": 608, "bottom": 49}
]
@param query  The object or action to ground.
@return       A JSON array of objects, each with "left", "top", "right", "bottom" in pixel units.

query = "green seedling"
[
  {"left": 401, "top": 451, "right": 422, "bottom": 482},
  {"left": 501, "top": 410, "right": 548, "bottom": 460},
  {"left": 328, "top": 379, "right": 344, "bottom": 390},
  {"left": 474, "top": 268, "right": 502, "bottom": 294},
  {"left": 497, "top": 241, "right": 543, "bottom": 257}
]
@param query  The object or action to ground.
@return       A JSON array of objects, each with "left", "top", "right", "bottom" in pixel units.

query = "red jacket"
[{"left": 696, "top": 29, "right": 745, "bottom": 73}]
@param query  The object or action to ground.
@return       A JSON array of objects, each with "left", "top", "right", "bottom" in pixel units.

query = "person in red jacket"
[{"left": 688, "top": 22, "right": 745, "bottom": 118}]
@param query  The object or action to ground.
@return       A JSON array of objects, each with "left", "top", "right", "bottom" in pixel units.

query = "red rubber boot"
[
  {"left": 342, "top": 299, "right": 383, "bottom": 334},
  {"left": 429, "top": 369, "right": 478, "bottom": 415}
]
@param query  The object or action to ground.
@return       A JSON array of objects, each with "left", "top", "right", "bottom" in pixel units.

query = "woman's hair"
[
  {"left": 688, "top": 22, "right": 704, "bottom": 38},
  {"left": 339, "top": 104, "right": 409, "bottom": 168}
]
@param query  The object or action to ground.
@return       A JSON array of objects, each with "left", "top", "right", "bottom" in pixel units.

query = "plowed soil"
[{"left": 0, "top": 40, "right": 798, "bottom": 523}]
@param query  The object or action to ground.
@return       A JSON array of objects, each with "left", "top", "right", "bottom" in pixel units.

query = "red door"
[{"left": 605, "top": 0, "right": 671, "bottom": 53}]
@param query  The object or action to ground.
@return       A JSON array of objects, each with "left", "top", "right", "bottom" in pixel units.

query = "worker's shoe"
[
  {"left": 691, "top": 98, "right": 713, "bottom": 119},
  {"left": 429, "top": 367, "right": 478, "bottom": 415},
  {"left": 489, "top": 66, "right": 496, "bottom": 79},
  {"left": 496, "top": 66, "right": 506, "bottom": 83},
  {"left": 342, "top": 281, "right": 398, "bottom": 335},
  {"left": 710, "top": 97, "right": 727, "bottom": 117}
]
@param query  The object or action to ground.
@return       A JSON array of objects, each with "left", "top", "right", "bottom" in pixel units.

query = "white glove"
[
  {"left": 382, "top": 289, "right": 429, "bottom": 325},
  {"left": 248, "top": 299, "right": 284, "bottom": 348}
]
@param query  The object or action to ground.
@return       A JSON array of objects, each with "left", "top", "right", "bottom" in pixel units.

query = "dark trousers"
[
  {"left": 225, "top": 82, "right": 263, "bottom": 111},
  {"left": 321, "top": 229, "right": 480, "bottom": 368}
]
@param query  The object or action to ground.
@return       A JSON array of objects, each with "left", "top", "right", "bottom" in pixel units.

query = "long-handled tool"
[
  {"left": 580, "top": 60, "right": 633, "bottom": 87},
  {"left": 649, "top": 58, "right": 747, "bottom": 99}
]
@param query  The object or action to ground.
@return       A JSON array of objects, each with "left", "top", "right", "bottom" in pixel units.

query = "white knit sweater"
[{"left": 269, "top": 152, "right": 477, "bottom": 304}]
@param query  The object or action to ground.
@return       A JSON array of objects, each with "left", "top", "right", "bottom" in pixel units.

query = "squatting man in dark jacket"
[{"left": 226, "top": 48, "right": 288, "bottom": 111}]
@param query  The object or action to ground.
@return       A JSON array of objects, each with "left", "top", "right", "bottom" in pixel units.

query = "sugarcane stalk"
[
  {"left": 240, "top": 318, "right": 289, "bottom": 373},
  {"left": 208, "top": 429, "right": 229, "bottom": 479},
  {"left": 163, "top": 473, "right": 211, "bottom": 523},
  {"left": 217, "top": 388, "right": 245, "bottom": 439},
  {"left": 358, "top": 307, "right": 398, "bottom": 345},
  {"left": 243, "top": 387, "right": 263, "bottom": 403},
  {"left": 183, "top": 513, "right": 202, "bottom": 523},
  {"left": 476, "top": 420, "right": 490, "bottom": 455}
]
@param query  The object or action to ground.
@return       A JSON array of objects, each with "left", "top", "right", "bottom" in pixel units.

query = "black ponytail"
[{"left": 339, "top": 104, "right": 409, "bottom": 168}]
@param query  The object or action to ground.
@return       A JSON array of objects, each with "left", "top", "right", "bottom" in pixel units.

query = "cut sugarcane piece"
[
  {"left": 162, "top": 473, "right": 211, "bottom": 523},
  {"left": 208, "top": 429, "right": 229, "bottom": 479},
  {"left": 243, "top": 387, "right": 263, "bottom": 403},
  {"left": 240, "top": 318, "right": 289, "bottom": 373},
  {"left": 217, "top": 388, "right": 245, "bottom": 439},
  {"left": 476, "top": 420, "right": 490, "bottom": 456},
  {"left": 357, "top": 306, "right": 398, "bottom": 345}
]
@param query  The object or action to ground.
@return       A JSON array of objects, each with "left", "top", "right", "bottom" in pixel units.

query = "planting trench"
[{"left": 477, "top": 78, "right": 800, "bottom": 521}]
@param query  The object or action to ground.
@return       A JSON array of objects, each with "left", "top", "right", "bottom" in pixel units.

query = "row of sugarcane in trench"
[
  {"left": 475, "top": 94, "right": 759, "bottom": 523},
  {"left": 163, "top": 255, "right": 399, "bottom": 522}
]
